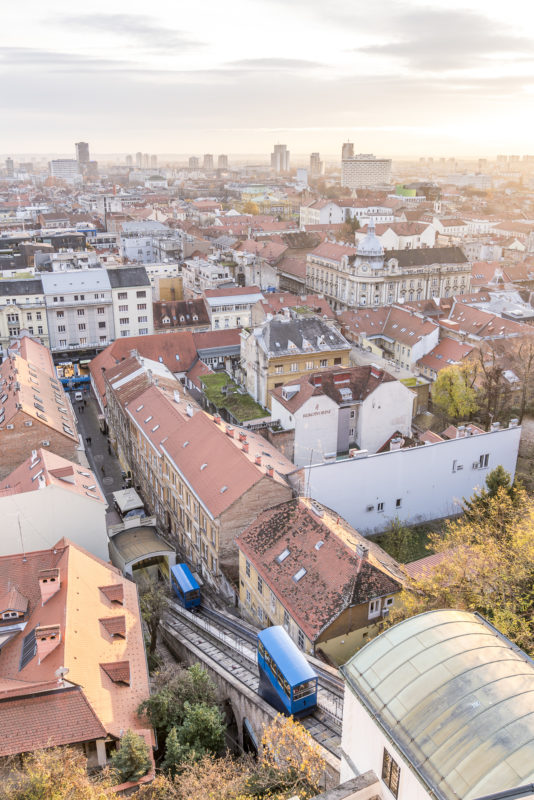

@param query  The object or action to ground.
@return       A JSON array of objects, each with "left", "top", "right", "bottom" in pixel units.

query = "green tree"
[
  {"left": 431, "top": 364, "right": 478, "bottom": 420},
  {"left": 111, "top": 729, "right": 152, "bottom": 783},
  {"left": 342, "top": 215, "right": 360, "bottom": 240},
  {"left": 176, "top": 702, "right": 225, "bottom": 759},
  {"left": 391, "top": 484, "right": 534, "bottom": 653},
  {"left": 161, "top": 727, "right": 184, "bottom": 779},
  {"left": 140, "top": 580, "right": 169, "bottom": 655},
  {"left": 138, "top": 664, "right": 218, "bottom": 737},
  {"left": 380, "top": 518, "right": 418, "bottom": 563}
]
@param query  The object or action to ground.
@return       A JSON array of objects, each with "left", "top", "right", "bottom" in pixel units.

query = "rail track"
[{"left": 164, "top": 600, "right": 343, "bottom": 759}]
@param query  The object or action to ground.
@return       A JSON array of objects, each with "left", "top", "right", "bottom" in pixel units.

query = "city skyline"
[{"left": 1, "top": 0, "right": 534, "bottom": 156}]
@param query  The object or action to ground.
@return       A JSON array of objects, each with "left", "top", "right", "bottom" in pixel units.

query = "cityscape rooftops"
[{"left": 0, "top": 449, "right": 104, "bottom": 503}]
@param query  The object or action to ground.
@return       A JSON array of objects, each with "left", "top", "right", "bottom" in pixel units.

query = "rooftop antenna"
[
  {"left": 55, "top": 666, "right": 69, "bottom": 687},
  {"left": 17, "top": 515, "right": 26, "bottom": 562}
]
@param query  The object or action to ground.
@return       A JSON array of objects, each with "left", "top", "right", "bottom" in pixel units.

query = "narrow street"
[{"left": 71, "top": 388, "right": 124, "bottom": 506}]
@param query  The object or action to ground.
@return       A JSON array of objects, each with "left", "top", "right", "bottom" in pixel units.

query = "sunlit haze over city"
[{"left": 2, "top": 0, "right": 534, "bottom": 158}]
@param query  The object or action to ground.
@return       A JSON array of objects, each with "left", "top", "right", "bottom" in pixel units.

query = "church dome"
[{"left": 356, "top": 219, "right": 384, "bottom": 259}]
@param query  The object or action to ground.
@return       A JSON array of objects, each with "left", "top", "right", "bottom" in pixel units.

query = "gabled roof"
[
  {"left": 0, "top": 449, "right": 104, "bottom": 503},
  {"left": 340, "top": 305, "right": 438, "bottom": 346},
  {"left": 237, "top": 499, "right": 401, "bottom": 641},
  {"left": 417, "top": 337, "right": 474, "bottom": 373},
  {"left": 0, "top": 685, "right": 107, "bottom": 756}
]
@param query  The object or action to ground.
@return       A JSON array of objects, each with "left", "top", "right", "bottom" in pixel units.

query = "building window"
[
  {"left": 139, "top": 328, "right": 148, "bottom": 335},
  {"left": 59, "top": 339, "right": 67, "bottom": 347},
  {"left": 58, "top": 325, "right": 65, "bottom": 332},
  {"left": 120, "top": 330, "right": 130, "bottom": 337},
  {"left": 368, "top": 599, "right": 381, "bottom": 619},
  {"left": 257, "top": 576, "right": 263, "bottom": 595},
  {"left": 297, "top": 628, "right": 305, "bottom": 650},
  {"left": 377, "top": 501, "right": 384, "bottom": 512},
  {"left": 382, "top": 749, "right": 401, "bottom": 798},
  {"left": 77, "top": 309, "right": 84, "bottom": 316},
  {"left": 118, "top": 292, "right": 127, "bottom": 300},
  {"left": 283, "top": 610, "right": 290, "bottom": 631},
  {"left": 78, "top": 323, "right": 86, "bottom": 330},
  {"left": 97, "top": 307, "right": 105, "bottom": 314},
  {"left": 37, "top": 326, "right": 43, "bottom": 334},
  {"left": 334, "top": 357, "right": 342, "bottom": 365},
  {"left": 118, "top": 304, "right": 128, "bottom": 312},
  {"left": 270, "top": 591, "right": 276, "bottom": 613},
  {"left": 305, "top": 361, "right": 313, "bottom": 370},
  {"left": 80, "top": 337, "right": 87, "bottom": 345},
  {"left": 246, "top": 559, "right": 251, "bottom": 578},
  {"left": 290, "top": 362, "right": 298, "bottom": 372},
  {"left": 36, "top": 312, "right": 41, "bottom": 320},
  {"left": 275, "top": 365, "right": 283, "bottom": 374},
  {"left": 138, "top": 315, "right": 148, "bottom": 323},
  {"left": 120, "top": 317, "right": 129, "bottom": 324},
  {"left": 246, "top": 589, "right": 251, "bottom": 605},
  {"left": 479, "top": 453, "right": 489, "bottom": 468},
  {"left": 396, "top": 498, "right": 402, "bottom": 508},
  {"left": 320, "top": 359, "right": 327, "bottom": 367},
  {"left": 98, "top": 321, "right": 106, "bottom": 328}
]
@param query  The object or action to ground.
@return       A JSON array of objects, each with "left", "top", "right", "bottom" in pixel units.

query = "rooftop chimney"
[
  {"left": 213, "top": 413, "right": 222, "bottom": 425},
  {"left": 266, "top": 464, "right": 274, "bottom": 477},
  {"left": 38, "top": 569, "right": 60, "bottom": 605},
  {"left": 370, "top": 363, "right": 382, "bottom": 380},
  {"left": 509, "top": 418, "right": 519, "bottom": 428},
  {"left": 242, "top": 441, "right": 249, "bottom": 453},
  {"left": 226, "top": 425, "right": 234, "bottom": 438},
  {"left": 36, "top": 624, "right": 61, "bottom": 663},
  {"left": 173, "top": 389, "right": 180, "bottom": 404},
  {"left": 389, "top": 437, "right": 403, "bottom": 451},
  {"left": 255, "top": 454, "right": 262, "bottom": 466}
]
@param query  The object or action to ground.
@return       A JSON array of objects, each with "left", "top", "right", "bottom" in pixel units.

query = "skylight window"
[
  {"left": 151, "top": 425, "right": 160, "bottom": 432},
  {"left": 144, "top": 416, "right": 153, "bottom": 423},
  {"left": 31, "top": 469, "right": 43, "bottom": 481},
  {"left": 183, "top": 440, "right": 189, "bottom": 448},
  {"left": 136, "top": 405, "right": 144, "bottom": 412},
  {"left": 220, "top": 485, "right": 228, "bottom": 493},
  {"left": 275, "top": 548, "right": 290, "bottom": 564},
  {"left": 315, "top": 541, "right": 324, "bottom": 550},
  {"left": 200, "top": 463, "right": 207, "bottom": 470},
  {"left": 293, "top": 568, "right": 307, "bottom": 582},
  {"left": 20, "top": 627, "right": 37, "bottom": 669}
]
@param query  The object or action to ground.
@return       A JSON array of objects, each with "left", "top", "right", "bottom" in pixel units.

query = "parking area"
[{"left": 71, "top": 388, "right": 125, "bottom": 505}]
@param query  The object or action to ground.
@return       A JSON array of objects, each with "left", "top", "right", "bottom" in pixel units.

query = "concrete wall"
[
  {"left": 0, "top": 484, "right": 108, "bottom": 560},
  {"left": 300, "top": 426, "right": 521, "bottom": 534},
  {"left": 357, "top": 381, "right": 414, "bottom": 454},
  {"left": 341, "top": 688, "right": 431, "bottom": 800}
]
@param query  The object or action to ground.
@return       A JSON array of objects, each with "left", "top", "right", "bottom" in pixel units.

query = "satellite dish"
[{"left": 55, "top": 666, "right": 69, "bottom": 680}]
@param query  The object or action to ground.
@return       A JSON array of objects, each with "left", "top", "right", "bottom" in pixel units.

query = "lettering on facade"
[{"left": 303, "top": 409, "right": 332, "bottom": 418}]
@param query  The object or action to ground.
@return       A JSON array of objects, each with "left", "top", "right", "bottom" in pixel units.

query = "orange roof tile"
[{"left": 101, "top": 661, "right": 130, "bottom": 685}]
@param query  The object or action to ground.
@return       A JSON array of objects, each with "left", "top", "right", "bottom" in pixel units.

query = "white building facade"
[
  {"left": 297, "top": 424, "right": 521, "bottom": 534},
  {"left": 341, "top": 155, "right": 392, "bottom": 189},
  {"left": 42, "top": 269, "right": 115, "bottom": 352}
]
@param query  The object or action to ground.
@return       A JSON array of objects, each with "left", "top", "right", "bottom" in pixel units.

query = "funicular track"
[{"left": 163, "top": 600, "right": 343, "bottom": 759}]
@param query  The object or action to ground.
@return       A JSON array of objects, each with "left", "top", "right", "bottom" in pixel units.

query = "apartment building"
[
  {"left": 0, "top": 336, "right": 80, "bottom": 479},
  {"left": 103, "top": 358, "right": 294, "bottom": 596},
  {"left": 270, "top": 364, "right": 415, "bottom": 465},
  {"left": 108, "top": 266, "right": 153, "bottom": 338},
  {"left": 204, "top": 285, "right": 263, "bottom": 330},
  {"left": 306, "top": 230, "right": 471, "bottom": 310},
  {"left": 182, "top": 257, "right": 232, "bottom": 297},
  {"left": 41, "top": 269, "right": 115, "bottom": 352},
  {"left": 0, "top": 539, "right": 153, "bottom": 768},
  {"left": 0, "top": 278, "right": 48, "bottom": 358},
  {"left": 339, "top": 305, "right": 440, "bottom": 371},
  {"left": 241, "top": 312, "right": 351, "bottom": 408},
  {"left": 250, "top": 292, "right": 335, "bottom": 327},
  {"left": 237, "top": 498, "right": 402, "bottom": 663},
  {"left": 341, "top": 154, "right": 392, "bottom": 188}
]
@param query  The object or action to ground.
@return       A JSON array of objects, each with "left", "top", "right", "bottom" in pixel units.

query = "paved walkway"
[{"left": 72, "top": 389, "right": 124, "bottom": 506}]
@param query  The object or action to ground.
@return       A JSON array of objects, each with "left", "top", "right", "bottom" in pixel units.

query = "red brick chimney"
[
  {"left": 36, "top": 624, "right": 61, "bottom": 663},
  {"left": 38, "top": 569, "right": 60, "bottom": 605}
]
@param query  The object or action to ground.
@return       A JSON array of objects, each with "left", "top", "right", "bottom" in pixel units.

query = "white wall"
[
  {"left": 341, "top": 689, "right": 431, "bottom": 800},
  {"left": 300, "top": 426, "right": 521, "bottom": 534},
  {"left": 0, "top": 485, "right": 109, "bottom": 560},
  {"left": 272, "top": 393, "right": 339, "bottom": 466},
  {"left": 358, "top": 382, "right": 413, "bottom": 453}
]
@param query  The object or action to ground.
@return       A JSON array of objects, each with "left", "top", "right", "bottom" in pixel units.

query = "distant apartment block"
[{"left": 341, "top": 154, "right": 392, "bottom": 189}]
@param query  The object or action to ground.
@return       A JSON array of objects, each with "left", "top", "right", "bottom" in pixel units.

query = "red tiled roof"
[
  {"left": 403, "top": 551, "right": 449, "bottom": 579},
  {"left": 309, "top": 241, "right": 357, "bottom": 261},
  {"left": 99, "top": 584, "right": 124, "bottom": 604},
  {"left": 204, "top": 285, "right": 261, "bottom": 298},
  {"left": 417, "top": 337, "right": 474, "bottom": 374},
  {"left": 237, "top": 499, "right": 401, "bottom": 641},
  {"left": 99, "top": 616, "right": 126, "bottom": 638},
  {"left": 101, "top": 661, "right": 130, "bottom": 685},
  {"left": 0, "top": 686, "right": 106, "bottom": 756}
]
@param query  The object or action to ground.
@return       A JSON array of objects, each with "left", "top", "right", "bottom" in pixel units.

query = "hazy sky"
[{"left": 2, "top": 0, "right": 534, "bottom": 158}]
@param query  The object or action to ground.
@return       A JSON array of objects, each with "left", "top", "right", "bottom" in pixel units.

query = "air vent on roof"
[
  {"left": 293, "top": 568, "right": 307, "bottom": 582},
  {"left": 183, "top": 440, "right": 189, "bottom": 448},
  {"left": 200, "top": 463, "right": 207, "bottom": 470},
  {"left": 144, "top": 416, "right": 153, "bottom": 423},
  {"left": 151, "top": 424, "right": 160, "bottom": 432},
  {"left": 220, "top": 486, "right": 228, "bottom": 493},
  {"left": 136, "top": 405, "right": 144, "bottom": 412},
  {"left": 315, "top": 540, "right": 324, "bottom": 550}
]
